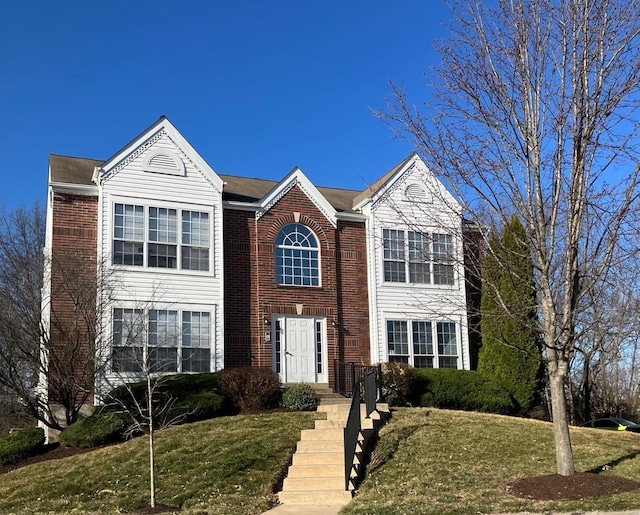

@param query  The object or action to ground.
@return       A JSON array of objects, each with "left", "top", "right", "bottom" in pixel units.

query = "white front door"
[{"left": 285, "top": 317, "right": 316, "bottom": 383}]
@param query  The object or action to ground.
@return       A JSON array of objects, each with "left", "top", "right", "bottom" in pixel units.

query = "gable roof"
[
  {"left": 220, "top": 175, "right": 360, "bottom": 214},
  {"left": 352, "top": 152, "right": 417, "bottom": 210},
  {"left": 47, "top": 155, "right": 362, "bottom": 214},
  {"left": 49, "top": 154, "right": 103, "bottom": 185}
]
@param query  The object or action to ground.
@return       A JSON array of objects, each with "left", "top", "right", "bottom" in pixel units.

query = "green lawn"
[
  {"left": 3, "top": 408, "right": 640, "bottom": 515},
  {"left": 342, "top": 407, "right": 640, "bottom": 514},
  {"left": 0, "top": 412, "right": 321, "bottom": 514}
]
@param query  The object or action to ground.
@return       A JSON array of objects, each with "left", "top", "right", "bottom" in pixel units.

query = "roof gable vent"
[
  {"left": 405, "top": 183, "right": 431, "bottom": 202},
  {"left": 143, "top": 151, "right": 185, "bottom": 176}
]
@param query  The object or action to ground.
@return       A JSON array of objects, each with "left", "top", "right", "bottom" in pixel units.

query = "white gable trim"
[
  {"left": 354, "top": 155, "right": 460, "bottom": 214},
  {"left": 256, "top": 167, "right": 338, "bottom": 227},
  {"left": 96, "top": 117, "right": 224, "bottom": 192}
]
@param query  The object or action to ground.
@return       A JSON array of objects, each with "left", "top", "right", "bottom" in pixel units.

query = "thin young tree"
[
  {"left": 381, "top": 0, "right": 640, "bottom": 475},
  {"left": 104, "top": 304, "right": 191, "bottom": 509},
  {"left": 478, "top": 217, "right": 543, "bottom": 412}
]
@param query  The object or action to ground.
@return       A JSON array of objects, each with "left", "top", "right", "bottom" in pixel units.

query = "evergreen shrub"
[
  {"left": 416, "top": 368, "right": 515, "bottom": 414},
  {"left": 59, "top": 413, "right": 124, "bottom": 448},
  {"left": 282, "top": 383, "right": 317, "bottom": 411},
  {"left": 0, "top": 427, "right": 45, "bottom": 465},
  {"left": 105, "top": 372, "right": 226, "bottom": 425}
]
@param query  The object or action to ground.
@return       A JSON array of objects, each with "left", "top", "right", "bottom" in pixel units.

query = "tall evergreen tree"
[{"left": 478, "top": 217, "right": 543, "bottom": 411}]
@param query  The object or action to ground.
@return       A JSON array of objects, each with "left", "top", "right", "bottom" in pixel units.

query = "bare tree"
[
  {"left": 103, "top": 303, "right": 192, "bottom": 510},
  {"left": 0, "top": 204, "right": 115, "bottom": 431},
  {"left": 381, "top": 0, "right": 640, "bottom": 475}
]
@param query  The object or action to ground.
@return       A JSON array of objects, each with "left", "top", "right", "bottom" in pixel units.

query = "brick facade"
[
  {"left": 48, "top": 192, "right": 98, "bottom": 406},
  {"left": 224, "top": 185, "right": 370, "bottom": 387}
]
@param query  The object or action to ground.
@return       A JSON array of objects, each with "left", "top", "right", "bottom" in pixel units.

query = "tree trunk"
[
  {"left": 549, "top": 358, "right": 575, "bottom": 476},
  {"left": 147, "top": 375, "right": 156, "bottom": 508}
]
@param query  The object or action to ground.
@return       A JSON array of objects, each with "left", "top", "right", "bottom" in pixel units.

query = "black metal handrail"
[
  {"left": 333, "top": 360, "right": 382, "bottom": 403},
  {"left": 364, "top": 368, "right": 376, "bottom": 418},
  {"left": 343, "top": 380, "right": 361, "bottom": 490}
]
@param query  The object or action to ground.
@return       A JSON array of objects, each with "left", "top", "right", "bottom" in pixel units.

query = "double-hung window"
[
  {"left": 113, "top": 203, "right": 210, "bottom": 271},
  {"left": 148, "top": 208, "right": 177, "bottom": 268},
  {"left": 182, "top": 211, "right": 210, "bottom": 271},
  {"left": 113, "top": 204, "right": 144, "bottom": 266},
  {"left": 111, "top": 308, "right": 212, "bottom": 374},
  {"left": 387, "top": 319, "right": 458, "bottom": 368},
  {"left": 182, "top": 311, "right": 211, "bottom": 372},
  {"left": 383, "top": 230, "right": 406, "bottom": 282},
  {"left": 112, "top": 308, "right": 145, "bottom": 372},
  {"left": 383, "top": 229, "right": 454, "bottom": 285}
]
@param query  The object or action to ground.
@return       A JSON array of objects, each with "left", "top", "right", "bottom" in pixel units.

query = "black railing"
[
  {"left": 341, "top": 364, "right": 381, "bottom": 490},
  {"left": 333, "top": 360, "right": 382, "bottom": 401},
  {"left": 343, "top": 380, "right": 361, "bottom": 490}
]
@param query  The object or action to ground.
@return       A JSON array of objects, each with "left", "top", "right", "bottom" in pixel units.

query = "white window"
[
  {"left": 112, "top": 308, "right": 145, "bottom": 372},
  {"left": 112, "top": 203, "right": 210, "bottom": 271},
  {"left": 387, "top": 319, "right": 458, "bottom": 368},
  {"left": 182, "top": 211, "right": 210, "bottom": 271},
  {"left": 113, "top": 204, "right": 144, "bottom": 266},
  {"left": 111, "top": 308, "right": 212, "bottom": 374},
  {"left": 383, "top": 229, "right": 454, "bottom": 285},
  {"left": 275, "top": 224, "right": 320, "bottom": 286}
]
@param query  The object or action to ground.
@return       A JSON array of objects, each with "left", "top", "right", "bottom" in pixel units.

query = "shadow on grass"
[
  {"left": 361, "top": 410, "right": 431, "bottom": 481},
  {"left": 587, "top": 450, "right": 640, "bottom": 474}
]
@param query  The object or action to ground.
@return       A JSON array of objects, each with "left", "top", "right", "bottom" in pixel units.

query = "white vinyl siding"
[
  {"left": 97, "top": 131, "right": 225, "bottom": 394},
  {"left": 364, "top": 156, "right": 471, "bottom": 370}
]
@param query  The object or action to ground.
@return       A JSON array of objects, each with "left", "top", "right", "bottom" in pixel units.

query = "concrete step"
[
  {"left": 300, "top": 428, "right": 343, "bottom": 441},
  {"left": 291, "top": 451, "right": 346, "bottom": 466},
  {"left": 296, "top": 439, "right": 344, "bottom": 453},
  {"left": 286, "top": 464, "right": 344, "bottom": 477},
  {"left": 277, "top": 489, "right": 353, "bottom": 505},
  {"left": 283, "top": 475, "right": 347, "bottom": 491}
]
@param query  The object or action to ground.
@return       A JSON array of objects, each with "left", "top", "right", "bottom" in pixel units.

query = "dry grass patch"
[{"left": 342, "top": 408, "right": 640, "bottom": 515}]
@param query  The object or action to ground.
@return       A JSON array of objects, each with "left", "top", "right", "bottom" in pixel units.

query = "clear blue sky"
[{"left": 0, "top": 1, "right": 451, "bottom": 210}]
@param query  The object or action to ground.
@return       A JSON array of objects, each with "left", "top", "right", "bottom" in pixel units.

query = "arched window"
[{"left": 275, "top": 224, "right": 320, "bottom": 286}]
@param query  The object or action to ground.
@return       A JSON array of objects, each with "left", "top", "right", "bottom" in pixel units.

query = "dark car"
[{"left": 579, "top": 418, "right": 640, "bottom": 433}]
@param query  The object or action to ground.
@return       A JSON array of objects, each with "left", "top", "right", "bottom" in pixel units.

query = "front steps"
[
  {"left": 276, "top": 401, "right": 390, "bottom": 508},
  {"left": 310, "top": 383, "right": 352, "bottom": 405}
]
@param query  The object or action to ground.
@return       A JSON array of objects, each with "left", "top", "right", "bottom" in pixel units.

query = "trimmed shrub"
[
  {"left": 416, "top": 368, "right": 515, "bottom": 414},
  {"left": 381, "top": 362, "right": 419, "bottom": 406},
  {"left": 282, "top": 383, "right": 317, "bottom": 411},
  {"left": 217, "top": 367, "right": 281, "bottom": 411},
  {"left": 0, "top": 427, "right": 45, "bottom": 465},
  {"left": 59, "top": 413, "right": 125, "bottom": 448},
  {"left": 104, "top": 373, "right": 226, "bottom": 426}
]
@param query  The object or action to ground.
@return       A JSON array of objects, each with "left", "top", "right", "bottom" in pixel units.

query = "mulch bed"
[
  {"left": 508, "top": 472, "right": 640, "bottom": 500},
  {"left": 0, "top": 442, "right": 95, "bottom": 475}
]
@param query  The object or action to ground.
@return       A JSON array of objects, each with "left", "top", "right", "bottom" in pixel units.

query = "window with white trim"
[
  {"left": 383, "top": 229, "right": 454, "bottom": 285},
  {"left": 275, "top": 224, "right": 320, "bottom": 286},
  {"left": 112, "top": 203, "right": 210, "bottom": 271},
  {"left": 111, "top": 308, "right": 212, "bottom": 374},
  {"left": 387, "top": 319, "right": 458, "bottom": 368}
]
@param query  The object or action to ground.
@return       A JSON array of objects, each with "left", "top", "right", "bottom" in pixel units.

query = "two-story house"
[{"left": 41, "top": 116, "right": 478, "bottom": 429}]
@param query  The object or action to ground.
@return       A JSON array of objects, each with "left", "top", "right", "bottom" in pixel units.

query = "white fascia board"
[
  {"left": 336, "top": 212, "right": 367, "bottom": 222},
  {"left": 371, "top": 155, "right": 462, "bottom": 215},
  {"left": 98, "top": 117, "right": 224, "bottom": 192},
  {"left": 223, "top": 201, "right": 261, "bottom": 212},
  {"left": 256, "top": 167, "right": 338, "bottom": 227},
  {"left": 50, "top": 182, "right": 99, "bottom": 196}
]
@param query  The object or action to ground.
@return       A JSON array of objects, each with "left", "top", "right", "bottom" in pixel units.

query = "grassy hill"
[
  {"left": 2, "top": 408, "right": 640, "bottom": 514},
  {"left": 344, "top": 408, "right": 640, "bottom": 514}
]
